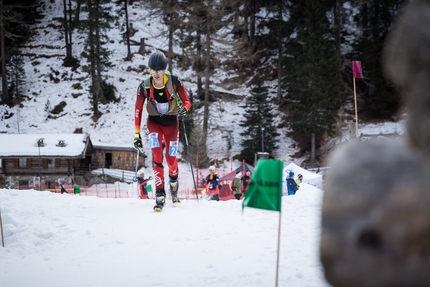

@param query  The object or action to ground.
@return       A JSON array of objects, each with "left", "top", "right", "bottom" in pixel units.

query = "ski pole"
[
  {"left": 181, "top": 117, "right": 199, "bottom": 202},
  {"left": 133, "top": 150, "right": 140, "bottom": 198},
  {"left": 134, "top": 149, "right": 139, "bottom": 180}
]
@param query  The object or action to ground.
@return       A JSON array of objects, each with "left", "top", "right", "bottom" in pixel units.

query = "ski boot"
[
  {"left": 169, "top": 177, "right": 181, "bottom": 204},
  {"left": 153, "top": 189, "right": 166, "bottom": 211}
]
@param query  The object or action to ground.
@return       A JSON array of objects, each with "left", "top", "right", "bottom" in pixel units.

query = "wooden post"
[{"left": 138, "top": 38, "right": 145, "bottom": 55}]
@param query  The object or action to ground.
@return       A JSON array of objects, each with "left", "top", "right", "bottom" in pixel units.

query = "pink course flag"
[{"left": 352, "top": 61, "right": 363, "bottom": 78}]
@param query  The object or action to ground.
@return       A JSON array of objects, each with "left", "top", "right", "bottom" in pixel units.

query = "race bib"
[
  {"left": 149, "top": 132, "right": 160, "bottom": 148},
  {"left": 169, "top": 141, "right": 178, "bottom": 156}
]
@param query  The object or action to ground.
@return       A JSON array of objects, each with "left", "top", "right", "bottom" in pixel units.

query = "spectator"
[
  {"left": 229, "top": 173, "right": 243, "bottom": 200},
  {"left": 136, "top": 172, "right": 152, "bottom": 199},
  {"left": 241, "top": 170, "right": 252, "bottom": 197},
  {"left": 296, "top": 174, "right": 303, "bottom": 188},
  {"left": 205, "top": 165, "right": 221, "bottom": 201},
  {"left": 286, "top": 170, "right": 299, "bottom": 196}
]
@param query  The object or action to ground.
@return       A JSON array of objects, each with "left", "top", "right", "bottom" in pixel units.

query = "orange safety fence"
[
  {"left": 0, "top": 166, "right": 242, "bottom": 201},
  {"left": 0, "top": 183, "right": 237, "bottom": 200}
]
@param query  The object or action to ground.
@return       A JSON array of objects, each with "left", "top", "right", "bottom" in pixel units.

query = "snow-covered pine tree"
[
  {"left": 44, "top": 99, "right": 51, "bottom": 121},
  {"left": 351, "top": 0, "right": 403, "bottom": 118},
  {"left": 188, "top": 121, "right": 211, "bottom": 169},
  {"left": 285, "top": 0, "right": 342, "bottom": 162},
  {"left": 239, "top": 76, "right": 280, "bottom": 164},
  {"left": 81, "top": 0, "right": 117, "bottom": 119},
  {"left": 9, "top": 54, "right": 26, "bottom": 99}
]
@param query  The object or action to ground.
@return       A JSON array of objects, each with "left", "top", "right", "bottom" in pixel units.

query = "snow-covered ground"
[{"left": 0, "top": 183, "right": 330, "bottom": 287}]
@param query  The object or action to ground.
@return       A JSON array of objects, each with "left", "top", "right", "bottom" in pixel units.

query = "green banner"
[{"left": 242, "top": 160, "right": 283, "bottom": 212}]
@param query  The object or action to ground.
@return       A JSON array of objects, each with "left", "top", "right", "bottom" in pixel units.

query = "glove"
[
  {"left": 134, "top": 133, "right": 142, "bottom": 152},
  {"left": 178, "top": 106, "right": 187, "bottom": 117}
]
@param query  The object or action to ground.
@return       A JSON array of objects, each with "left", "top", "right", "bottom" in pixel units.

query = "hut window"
[
  {"left": 19, "top": 158, "right": 27, "bottom": 168},
  {"left": 47, "top": 158, "right": 55, "bottom": 168}
]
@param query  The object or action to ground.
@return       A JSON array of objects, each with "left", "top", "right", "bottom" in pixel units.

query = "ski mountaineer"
[{"left": 133, "top": 51, "right": 192, "bottom": 211}]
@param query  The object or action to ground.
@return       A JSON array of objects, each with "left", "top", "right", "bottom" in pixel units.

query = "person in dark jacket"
[
  {"left": 136, "top": 172, "right": 152, "bottom": 199},
  {"left": 241, "top": 170, "right": 252, "bottom": 197},
  {"left": 205, "top": 165, "right": 221, "bottom": 201},
  {"left": 286, "top": 170, "right": 299, "bottom": 196}
]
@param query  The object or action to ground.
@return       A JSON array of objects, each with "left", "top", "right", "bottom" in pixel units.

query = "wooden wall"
[
  {"left": 91, "top": 149, "right": 146, "bottom": 171},
  {"left": 1, "top": 148, "right": 146, "bottom": 177},
  {"left": 2, "top": 158, "right": 73, "bottom": 175}
]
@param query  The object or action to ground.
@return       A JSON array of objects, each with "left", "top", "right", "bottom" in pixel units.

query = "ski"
[
  {"left": 152, "top": 184, "right": 182, "bottom": 211},
  {"left": 172, "top": 197, "right": 181, "bottom": 204},
  {"left": 153, "top": 189, "right": 166, "bottom": 212},
  {"left": 153, "top": 198, "right": 165, "bottom": 211},
  {"left": 153, "top": 205, "right": 163, "bottom": 212}
]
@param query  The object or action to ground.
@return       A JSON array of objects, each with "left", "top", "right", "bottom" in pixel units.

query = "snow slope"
[{"left": 0, "top": 184, "right": 330, "bottom": 287}]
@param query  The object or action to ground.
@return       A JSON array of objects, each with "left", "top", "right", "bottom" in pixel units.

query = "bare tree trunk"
[
  {"left": 68, "top": 0, "right": 73, "bottom": 52},
  {"left": 168, "top": 18, "right": 173, "bottom": 71},
  {"left": 311, "top": 133, "right": 316, "bottom": 163},
  {"left": 124, "top": 0, "right": 132, "bottom": 61},
  {"left": 74, "top": 1, "right": 81, "bottom": 27},
  {"left": 197, "top": 76, "right": 202, "bottom": 100},
  {"left": 249, "top": 0, "right": 255, "bottom": 48},
  {"left": 196, "top": 31, "right": 203, "bottom": 100},
  {"left": 243, "top": 5, "right": 249, "bottom": 43},
  {"left": 334, "top": 0, "right": 342, "bottom": 58},
  {"left": 202, "top": 4, "right": 212, "bottom": 142},
  {"left": 63, "top": 0, "right": 71, "bottom": 58},
  {"left": 167, "top": 0, "right": 174, "bottom": 71},
  {"left": 138, "top": 38, "right": 145, "bottom": 54},
  {"left": 276, "top": 1, "right": 283, "bottom": 103},
  {"left": 0, "top": 1, "right": 8, "bottom": 101}
]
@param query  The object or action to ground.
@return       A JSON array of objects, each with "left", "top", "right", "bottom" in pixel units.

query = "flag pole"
[
  {"left": 275, "top": 211, "right": 282, "bottom": 287},
  {"left": 241, "top": 160, "right": 284, "bottom": 286},
  {"left": 353, "top": 77, "right": 359, "bottom": 138},
  {"left": 0, "top": 207, "right": 4, "bottom": 247},
  {"left": 352, "top": 60, "right": 362, "bottom": 138}
]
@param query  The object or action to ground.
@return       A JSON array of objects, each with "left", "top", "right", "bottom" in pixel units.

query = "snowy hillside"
[{"left": 0, "top": 0, "right": 405, "bottom": 168}]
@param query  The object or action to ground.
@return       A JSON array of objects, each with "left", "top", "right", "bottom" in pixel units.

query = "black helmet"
[{"left": 148, "top": 51, "right": 167, "bottom": 70}]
